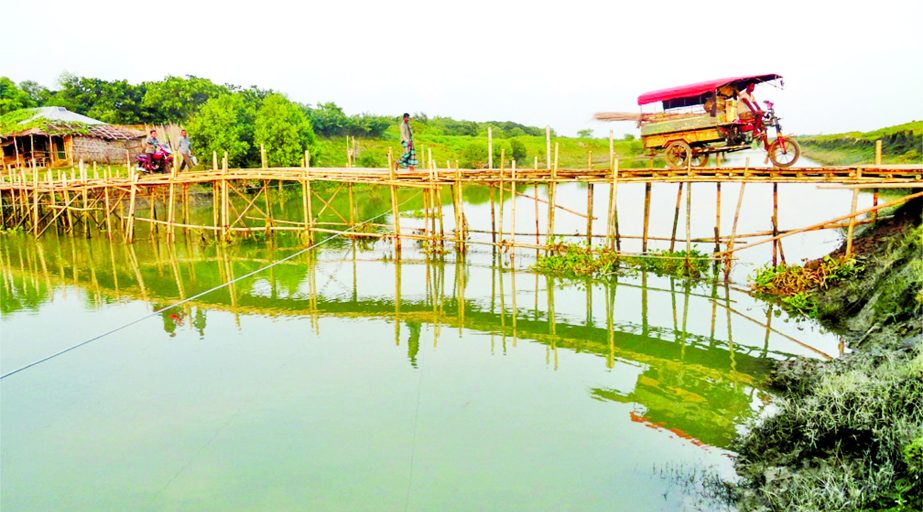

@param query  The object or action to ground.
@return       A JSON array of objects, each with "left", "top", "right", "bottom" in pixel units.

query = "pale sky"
[{"left": 3, "top": 0, "right": 921, "bottom": 137}]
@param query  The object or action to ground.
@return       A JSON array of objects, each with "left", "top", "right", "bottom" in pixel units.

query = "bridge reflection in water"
[{"left": 1, "top": 234, "right": 835, "bottom": 450}]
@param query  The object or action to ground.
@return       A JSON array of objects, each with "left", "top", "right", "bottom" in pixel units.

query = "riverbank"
[
  {"left": 795, "top": 121, "right": 922, "bottom": 166},
  {"left": 734, "top": 197, "right": 923, "bottom": 510}
]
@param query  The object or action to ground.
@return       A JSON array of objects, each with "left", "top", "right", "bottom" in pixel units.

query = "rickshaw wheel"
[
  {"left": 768, "top": 138, "right": 801, "bottom": 168},
  {"left": 691, "top": 152, "right": 710, "bottom": 168},
  {"left": 664, "top": 140, "right": 692, "bottom": 169}
]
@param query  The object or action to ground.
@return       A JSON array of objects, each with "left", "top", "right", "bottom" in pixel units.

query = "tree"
[
  {"left": 509, "top": 138, "right": 528, "bottom": 163},
  {"left": 187, "top": 94, "right": 256, "bottom": 167},
  {"left": 254, "top": 94, "right": 316, "bottom": 167},
  {"left": 45, "top": 73, "right": 148, "bottom": 123},
  {"left": 0, "top": 77, "right": 35, "bottom": 115},
  {"left": 18, "top": 81, "right": 51, "bottom": 106},
  {"left": 305, "top": 102, "right": 350, "bottom": 137},
  {"left": 141, "top": 75, "right": 228, "bottom": 124},
  {"left": 577, "top": 129, "right": 593, "bottom": 138}
]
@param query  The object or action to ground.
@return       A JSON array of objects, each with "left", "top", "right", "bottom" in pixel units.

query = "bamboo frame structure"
[{"left": 1, "top": 139, "right": 919, "bottom": 278}]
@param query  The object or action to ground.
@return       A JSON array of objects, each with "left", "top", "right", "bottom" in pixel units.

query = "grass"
[
  {"left": 795, "top": 120, "right": 922, "bottom": 165},
  {"left": 531, "top": 244, "right": 712, "bottom": 280},
  {"left": 749, "top": 256, "right": 864, "bottom": 318}
]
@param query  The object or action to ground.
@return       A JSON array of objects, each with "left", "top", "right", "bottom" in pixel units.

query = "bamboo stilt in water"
[
  {"left": 714, "top": 183, "right": 722, "bottom": 255},
  {"left": 586, "top": 151, "right": 593, "bottom": 246},
  {"left": 534, "top": 182, "right": 540, "bottom": 247},
  {"left": 103, "top": 167, "right": 112, "bottom": 239},
  {"left": 167, "top": 170, "right": 176, "bottom": 242},
  {"left": 348, "top": 182, "right": 355, "bottom": 227},
  {"left": 724, "top": 180, "right": 747, "bottom": 282},
  {"left": 263, "top": 180, "right": 274, "bottom": 234},
  {"left": 388, "top": 147, "right": 401, "bottom": 254},
  {"left": 771, "top": 183, "right": 779, "bottom": 267},
  {"left": 183, "top": 184, "right": 190, "bottom": 227},
  {"left": 510, "top": 160, "right": 517, "bottom": 249},
  {"left": 221, "top": 153, "right": 229, "bottom": 240},
  {"left": 126, "top": 170, "right": 138, "bottom": 242},
  {"left": 669, "top": 183, "right": 683, "bottom": 251},
  {"left": 497, "top": 159, "right": 505, "bottom": 243},
  {"left": 304, "top": 150, "right": 314, "bottom": 243},
  {"left": 31, "top": 165, "right": 39, "bottom": 235},
  {"left": 489, "top": 184, "right": 496, "bottom": 244},
  {"left": 608, "top": 158, "right": 621, "bottom": 251},
  {"left": 547, "top": 143, "right": 559, "bottom": 247},
  {"left": 642, "top": 182, "right": 652, "bottom": 252},
  {"left": 685, "top": 181, "right": 692, "bottom": 269}
]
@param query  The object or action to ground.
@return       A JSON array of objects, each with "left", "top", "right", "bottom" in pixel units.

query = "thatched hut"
[{"left": 0, "top": 107, "right": 144, "bottom": 167}]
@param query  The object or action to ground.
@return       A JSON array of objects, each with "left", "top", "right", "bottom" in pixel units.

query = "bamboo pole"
[
  {"left": 510, "top": 160, "right": 517, "bottom": 247},
  {"left": 388, "top": 147, "right": 401, "bottom": 254},
  {"left": 873, "top": 141, "right": 882, "bottom": 221},
  {"left": 488, "top": 126, "right": 493, "bottom": 169},
  {"left": 642, "top": 182, "right": 652, "bottom": 252},
  {"left": 221, "top": 152, "right": 229, "bottom": 240},
  {"left": 547, "top": 143, "right": 559, "bottom": 246},
  {"left": 684, "top": 181, "right": 692, "bottom": 269},
  {"left": 348, "top": 183, "right": 355, "bottom": 227},
  {"left": 498, "top": 157, "right": 505, "bottom": 243},
  {"left": 260, "top": 144, "right": 267, "bottom": 169},
  {"left": 167, "top": 163, "right": 176, "bottom": 241},
  {"left": 586, "top": 151, "right": 594, "bottom": 246},
  {"left": 263, "top": 179, "right": 273, "bottom": 234},
  {"left": 545, "top": 126, "right": 551, "bottom": 170},
  {"left": 669, "top": 183, "right": 683, "bottom": 251},
  {"left": 772, "top": 183, "right": 779, "bottom": 266},
  {"left": 126, "top": 169, "right": 138, "bottom": 242},
  {"left": 103, "top": 167, "right": 112, "bottom": 239},
  {"left": 489, "top": 183, "right": 497, "bottom": 244},
  {"left": 845, "top": 187, "right": 860, "bottom": 258},
  {"left": 714, "top": 183, "right": 722, "bottom": 255},
  {"left": 724, "top": 181, "right": 747, "bottom": 282},
  {"left": 609, "top": 158, "right": 621, "bottom": 251}
]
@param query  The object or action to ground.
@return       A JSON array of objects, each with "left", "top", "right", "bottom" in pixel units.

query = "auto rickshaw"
[{"left": 633, "top": 74, "right": 800, "bottom": 168}]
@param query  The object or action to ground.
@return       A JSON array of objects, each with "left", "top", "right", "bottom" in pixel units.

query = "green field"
[{"left": 795, "top": 121, "right": 922, "bottom": 165}]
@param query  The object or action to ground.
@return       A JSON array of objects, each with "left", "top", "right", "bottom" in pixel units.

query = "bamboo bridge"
[{"left": 2, "top": 141, "right": 922, "bottom": 280}]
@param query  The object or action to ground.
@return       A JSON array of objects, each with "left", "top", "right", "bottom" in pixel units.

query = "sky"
[{"left": 3, "top": 0, "right": 921, "bottom": 137}]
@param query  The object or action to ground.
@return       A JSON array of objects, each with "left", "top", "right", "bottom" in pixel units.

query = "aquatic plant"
[{"left": 532, "top": 244, "right": 712, "bottom": 280}]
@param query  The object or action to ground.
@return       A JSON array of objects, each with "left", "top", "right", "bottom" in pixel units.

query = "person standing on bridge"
[
  {"left": 396, "top": 113, "right": 417, "bottom": 172},
  {"left": 177, "top": 129, "right": 194, "bottom": 171}
]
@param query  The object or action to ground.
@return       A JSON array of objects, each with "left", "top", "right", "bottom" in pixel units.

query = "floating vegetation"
[{"left": 532, "top": 244, "right": 712, "bottom": 280}]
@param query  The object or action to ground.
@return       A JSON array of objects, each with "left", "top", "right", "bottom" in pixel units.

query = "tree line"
[{"left": 0, "top": 74, "right": 547, "bottom": 167}]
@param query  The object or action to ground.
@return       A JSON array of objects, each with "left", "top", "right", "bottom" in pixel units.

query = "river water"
[{"left": 0, "top": 153, "right": 860, "bottom": 511}]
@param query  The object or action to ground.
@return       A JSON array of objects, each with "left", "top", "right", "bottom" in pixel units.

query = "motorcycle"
[{"left": 136, "top": 144, "right": 174, "bottom": 174}]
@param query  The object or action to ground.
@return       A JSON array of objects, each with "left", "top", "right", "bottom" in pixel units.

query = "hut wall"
[{"left": 72, "top": 136, "right": 143, "bottom": 164}]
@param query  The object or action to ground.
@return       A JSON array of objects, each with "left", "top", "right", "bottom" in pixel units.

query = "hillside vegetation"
[{"left": 796, "top": 121, "right": 922, "bottom": 165}]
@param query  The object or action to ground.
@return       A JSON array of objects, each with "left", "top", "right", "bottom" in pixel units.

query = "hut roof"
[{"left": 0, "top": 107, "right": 142, "bottom": 140}]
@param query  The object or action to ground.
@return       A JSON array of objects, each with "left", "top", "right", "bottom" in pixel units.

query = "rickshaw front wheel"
[
  {"left": 768, "top": 138, "right": 801, "bottom": 168},
  {"left": 664, "top": 140, "right": 692, "bottom": 169}
]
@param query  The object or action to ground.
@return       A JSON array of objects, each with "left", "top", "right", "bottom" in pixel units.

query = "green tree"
[
  {"left": 141, "top": 75, "right": 227, "bottom": 124},
  {"left": 254, "top": 94, "right": 316, "bottom": 167},
  {"left": 577, "top": 128, "right": 593, "bottom": 138},
  {"left": 0, "top": 77, "right": 36, "bottom": 114},
  {"left": 509, "top": 138, "right": 528, "bottom": 163},
  {"left": 187, "top": 94, "right": 256, "bottom": 167},
  {"left": 17, "top": 80, "right": 51, "bottom": 106},
  {"left": 45, "top": 73, "right": 148, "bottom": 123}
]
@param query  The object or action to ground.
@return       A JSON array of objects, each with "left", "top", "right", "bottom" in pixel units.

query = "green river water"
[{"left": 1, "top": 181, "right": 844, "bottom": 511}]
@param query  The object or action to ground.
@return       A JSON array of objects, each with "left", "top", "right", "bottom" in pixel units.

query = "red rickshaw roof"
[{"left": 637, "top": 74, "right": 782, "bottom": 105}]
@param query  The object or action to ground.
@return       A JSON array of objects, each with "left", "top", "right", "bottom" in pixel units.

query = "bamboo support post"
[
  {"left": 488, "top": 127, "right": 493, "bottom": 169},
  {"left": 31, "top": 165, "right": 39, "bottom": 235},
  {"left": 642, "top": 182, "right": 652, "bottom": 252},
  {"left": 545, "top": 126, "right": 551, "bottom": 170},
  {"left": 388, "top": 147, "right": 401, "bottom": 253},
  {"left": 547, "top": 143, "right": 559, "bottom": 246},
  {"left": 845, "top": 186, "right": 860, "bottom": 258},
  {"left": 724, "top": 182, "right": 747, "bottom": 282},
  {"left": 873, "top": 141, "right": 882, "bottom": 221},
  {"left": 126, "top": 169, "right": 138, "bottom": 242},
  {"left": 684, "top": 181, "right": 692, "bottom": 270},
  {"left": 714, "top": 183, "right": 722, "bottom": 255},
  {"left": 498, "top": 159, "right": 505, "bottom": 243},
  {"left": 669, "top": 183, "right": 683, "bottom": 251},
  {"left": 260, "top": 144, "right": 267, "bottom": 169},
  {"left": 772, "top": 183, "right": 779, "bottom": 266},
  {"left": 510, "top": 160, "right": 517, "bottom": 248}
]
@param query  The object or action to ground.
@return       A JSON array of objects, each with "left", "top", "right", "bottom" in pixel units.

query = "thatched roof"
[{"left": 0, "top": 107, "right": 143, "bottom": 140}]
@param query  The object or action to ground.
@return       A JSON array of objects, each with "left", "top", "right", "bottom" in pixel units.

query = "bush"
[
  {"left": 461, "top": 142, "right": 488, "bottom": 169},
  {"left": 254, "top": 94, "right": 316, "bottom": 167}
]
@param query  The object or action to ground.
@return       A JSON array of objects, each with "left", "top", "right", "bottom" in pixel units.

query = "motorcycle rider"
[{"left": 144, "top": 129, "right": 160, "bottom": 155}]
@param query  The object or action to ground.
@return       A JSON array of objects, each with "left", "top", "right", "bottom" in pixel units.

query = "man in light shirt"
[
  {"left": 396, "top": 113, "right": 416, "bottom": 172},
  {"left": 177, "top": 129, "right": 194, "bottom": 171},
  {"left": 737, "top": 82, "right": 763, "bottom": 120}
]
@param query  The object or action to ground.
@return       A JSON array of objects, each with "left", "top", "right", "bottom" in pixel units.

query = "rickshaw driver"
[{"left": 737, "top": 82, "right": 764, "bottom": 120}]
